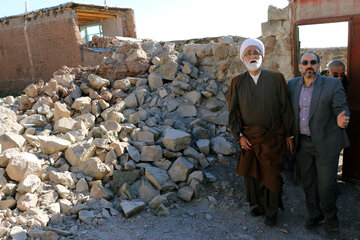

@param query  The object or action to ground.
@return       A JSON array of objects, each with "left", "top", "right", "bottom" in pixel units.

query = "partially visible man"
[
  {"left": 327, "top": 59, "right": 349, "bottom": 93},
  {"left": 228, "top": 38, "right": 294, "bottom": 227},
  {"left": 288, "top": 52, "right": 350, "bottom": 232}
]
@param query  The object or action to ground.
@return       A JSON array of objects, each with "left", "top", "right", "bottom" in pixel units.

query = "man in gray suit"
[{"left": 288, "top": 51, "right": 350, "bottom": 232}]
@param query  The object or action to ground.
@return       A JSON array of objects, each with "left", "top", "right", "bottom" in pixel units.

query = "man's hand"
[
  {"left": 286, "top": 137, "right": 294, "bottom": 152},
  {"left": 239, "top": 136, "right": 252, "bottom": 151},
  {"left": 337, "top": 111, "right": 349, "bottom": 129}
]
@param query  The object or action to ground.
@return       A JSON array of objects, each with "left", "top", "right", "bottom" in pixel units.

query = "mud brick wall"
[{"left": 0, "top": 10, "right": 83, "bottom": 91}]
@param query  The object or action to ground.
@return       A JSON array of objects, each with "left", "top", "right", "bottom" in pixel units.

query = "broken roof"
[{"left": 0, "top": 2, "right": 133, "bottom": 22}]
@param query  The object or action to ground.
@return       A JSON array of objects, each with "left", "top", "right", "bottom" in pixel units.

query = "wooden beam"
[{"left": 76, "top": 10, "right": 116, "bottom": 19}]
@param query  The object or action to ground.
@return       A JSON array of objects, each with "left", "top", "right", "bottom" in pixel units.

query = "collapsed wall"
[{"left": 0, "top": 32, "right": 244, "bottom": 237}]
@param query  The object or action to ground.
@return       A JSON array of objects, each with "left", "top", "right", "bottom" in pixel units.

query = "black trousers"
[
  {"left": 244, "top": 176, "right": 281, "bottom": 218},
  {"left": 296, "top": 135, "right": 339, "bottom": 220}
]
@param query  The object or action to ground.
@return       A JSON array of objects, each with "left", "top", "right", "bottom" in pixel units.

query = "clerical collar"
[{"left": 249, "top": 70, "right": 262, "bottom": 85}]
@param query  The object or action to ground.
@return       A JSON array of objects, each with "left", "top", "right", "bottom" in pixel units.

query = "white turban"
[{"left": 239, "top": 38, "right": 265, "bottom": 62}]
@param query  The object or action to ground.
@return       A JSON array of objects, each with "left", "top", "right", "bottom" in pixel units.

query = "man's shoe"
[
  {"left": 305, "top": 215, "right": 325, "bottom": 229},
  {"left": 326, "top": 216, "right": 339, "bottom": 232},
  {"left": 250, "top": 208, "right": 265, "bottom": 217},
  {"left": 264, "top": 216, "right": 277, "bottom": 227}
]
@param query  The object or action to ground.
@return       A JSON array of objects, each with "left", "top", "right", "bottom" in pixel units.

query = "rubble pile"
[{"left": 0, "top": 36, "right": 239, "bottom": 238}]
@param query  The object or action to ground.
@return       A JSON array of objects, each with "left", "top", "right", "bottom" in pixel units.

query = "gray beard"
[{"left": 244, "top": 59, "right": 262, "bottom": 72}]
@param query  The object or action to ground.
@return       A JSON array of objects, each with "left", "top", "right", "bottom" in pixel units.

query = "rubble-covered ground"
[{"left": 0, "top": 36, "right": 359, "bottom": 240}]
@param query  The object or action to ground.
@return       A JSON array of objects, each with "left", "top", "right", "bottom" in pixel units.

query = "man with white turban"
[{"left": 228, "top": 38, "right": 294, "bottom": 227}]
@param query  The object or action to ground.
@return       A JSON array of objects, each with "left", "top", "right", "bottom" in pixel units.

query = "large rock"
[
  {"left": 65, "top": 142, "right": 96, "bottom": 166},
  {"left": 149, "top": 195, "right": 169, "bottom": 209},
  {"left": 71, "top": 97, "right": 92, "bottom": 111},
  {"left": 154, "top": 56, "right": 178, "bottom": 80},
  {"left": 19, "top": 114, "right": 48, "bottom": 127},
  {"left": 88, "top": 74, "right": 110, "bottom": 89},
  {"left": 0, "top": 198, "right": 16, "bottom": 210},
  {"left": 17, "top": 174, "right": 41, "bottom": 194},
  {"left": 196, "top": 139, "right": 210, "bottom": 155},
  {"left": 112, "top": 170, "right": 140, "bottom": 191},
  {"left": 17, "top": 193, "right": 38, "bottom": 211},
  {"left": 120, "top": 200, "right": 146, "bottom": 217},
  {"left": 162, "top": 128, "right": 191, "bottom": 151},
  {"left": 125, "top": 49, "right": 150, "bottom": 75},
  {"left": 140, "top": 145, "right": 162, "bottom": 162},
  {"left": 168, "top": 157, "right": 194, "bottom": 182},
  {"left": 124, "top": 93, "right": 138, "bottom": 109},
  {"left": 113, "top": 78, "right": 131, "bottom": 91},
  {"left": 137, "top": 131, "right": 154, "bottom": 144},
  {"left": 210, "top": 137, "right": 236, "bottom": 155},
  {"left": 145, "top": 166, "right": 177, "bottom": 191},
  {"left": 73, "top": 157, "right": 110, "bottom": 180},
  {"left": 10, "top": 226, "right": 27, "bottom": 240},
  {"left": 74, "top": 113, "right": 96, "bottom": 128},
  {"left": 6, "top": 152, "right": 42, "bottom": 182},
  {"left": 90, "top": 183, "right": 113, "bottom": 200},
  {"left": 25, "top": 208, "right": 50, "bottom": 227},
  {"left": 49, "top": 170, "right": 75, "bottom": 189},
  {"left": 183, "top": 91, "right": 201, "bottom": 107},
  {"left": 78, "top": 210, "right": 95, "bottom": 224},
  {"left": 148, "top": 73, "right": 163, "bottom": 91},
  {"left": 176, "top": 104, "right": 197, "bottom": 117},
  {"left": 38, "top": 135, "right": 71, "bottom": 154},
  {"left": 218, "top": 36, "right": 234, "bottom": 45},
  {"left": 54, "top": 102, "right": 70, "bottom": 122},
  {"left": 54, "top": 117, "right": 77, "bottom": 133},
  {"left": 177, "top": 186, "right": 194, "bottom": 202},
  {"left": 127, "top": 145, "right": 141, "bottom": 162},
  {"left": 0, "top": 106, "right": 24, "bottom": 134},
  {"left": 76, "top": 178, "right": 89, "bottom": 193},
  {"left": 192, "top": 126, "right": 211, "bottom": 140},
  {"left": 0, "top": 148, "right": 20, "bottom": 167},
  {"left": 0, "top": 132, "right": 26, "bottom": 151},
  {"left": 138, "top": 179, "right": 159, "bottom": 203}
]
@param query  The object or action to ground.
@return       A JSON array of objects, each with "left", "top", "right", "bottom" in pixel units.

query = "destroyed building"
[{"left": 0, "top": 2, "right": 136, "bottom": 91}]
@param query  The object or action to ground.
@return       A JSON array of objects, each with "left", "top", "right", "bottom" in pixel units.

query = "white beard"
[{"left": 244, "top": 58, "right": 262, "bottom": 72}]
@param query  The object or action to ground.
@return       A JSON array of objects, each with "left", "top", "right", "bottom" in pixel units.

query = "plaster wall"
[
  {"left": 102, "top": 16, "right": 123, "bottom": 37},
  {"left": 294, "top": 0, "right": 360, "bottom": 22},
  {"left": 0, "top": 10, "right": 83, "bottom": 91}
]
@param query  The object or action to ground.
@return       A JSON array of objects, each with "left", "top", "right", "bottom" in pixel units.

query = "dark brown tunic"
[{"left": 228, "top": 70, "right": 294, "bottom": 194}]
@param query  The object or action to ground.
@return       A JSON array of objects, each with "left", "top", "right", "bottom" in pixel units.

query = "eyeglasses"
[
  {"left": 333, "top": 73, "right": 346, "bottom": 78},
  {"left": 244, "top": 50, "right": 261, "bottom": 58},
  {"left": 301, "top": 60, "right": 317, "bottom": 65}
]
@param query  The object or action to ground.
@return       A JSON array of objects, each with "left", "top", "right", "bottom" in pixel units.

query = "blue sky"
[{"left": 0, "top": 0, "right": 348, "bottom": 47}]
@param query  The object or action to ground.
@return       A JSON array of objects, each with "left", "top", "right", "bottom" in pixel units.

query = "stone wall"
[{"left": 301, "top": 47, "right": 347, "bottom": 72}]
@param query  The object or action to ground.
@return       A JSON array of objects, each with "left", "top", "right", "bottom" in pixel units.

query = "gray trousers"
[{"left": 296, "top": 135, "right": 339, "bottom": 220}]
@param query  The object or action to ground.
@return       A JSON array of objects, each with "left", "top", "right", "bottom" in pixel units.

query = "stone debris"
[
  {"left": 0, "top": 35, "right": 240, "bottom": 237},
  {"left": 120, "top": 200, "right": 146, "bottom": 217}
]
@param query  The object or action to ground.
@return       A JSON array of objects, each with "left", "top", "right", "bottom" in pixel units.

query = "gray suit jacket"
[{"left": 288, "top": 74, "right": 350, "bottom": 157}]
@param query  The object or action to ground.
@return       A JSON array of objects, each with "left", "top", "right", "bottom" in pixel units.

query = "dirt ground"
[{"left": 45, "top": 154, "right": 360, "bottom": 240}]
